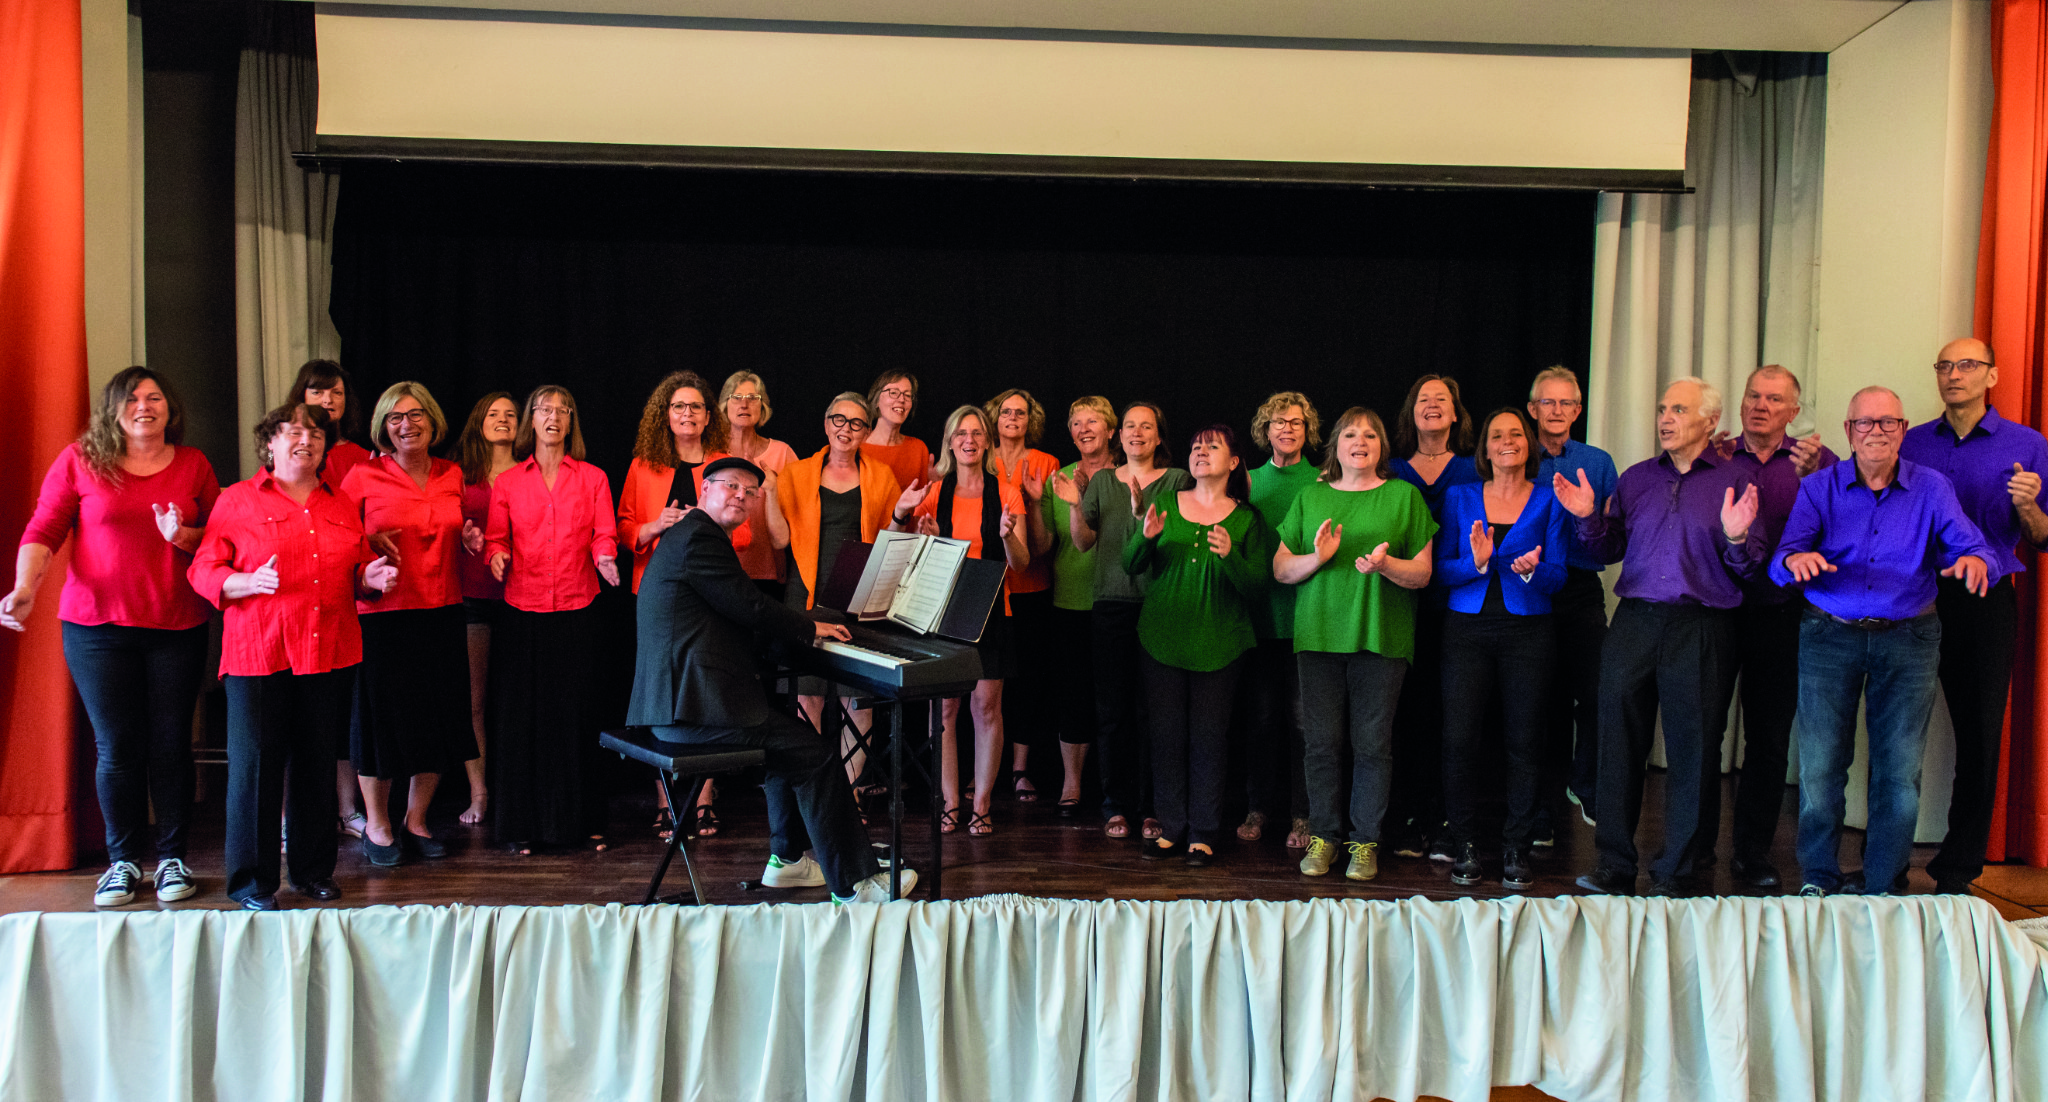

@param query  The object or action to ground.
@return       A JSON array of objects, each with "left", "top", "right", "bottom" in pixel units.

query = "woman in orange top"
[
  {"left": 452, "top": 391, "right": 517, "bottom": 825},
  {"left": 617, "top": 370, "right": 737, "bottom": 594},
  {"left": 985, "top": 389, "right": 1059, "bottom": 803},
  {"left": 914, "top": 405, "right": 1029, "bottom": 836},
  {"left": 718, "top": 370, "right": 796, "bottom": 595},
  {"left": 859, "top": 370, "right": 932, "bottom": 492}
]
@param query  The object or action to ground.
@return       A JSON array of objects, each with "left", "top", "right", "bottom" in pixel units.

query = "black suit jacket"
[{"left": 626, "top": 509, "right": 816, "bottom": 729}]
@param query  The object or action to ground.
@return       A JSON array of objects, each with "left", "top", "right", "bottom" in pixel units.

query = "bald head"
[{"left": 1934, "top": 337, "right": 1999, "bottom": 412}]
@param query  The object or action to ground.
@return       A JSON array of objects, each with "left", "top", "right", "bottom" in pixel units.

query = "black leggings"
[{"left": 61, "top": 622, "right": 206, "bottom": 864}]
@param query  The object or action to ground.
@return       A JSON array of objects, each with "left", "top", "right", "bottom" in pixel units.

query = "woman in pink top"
[
  {"left": 3, "top": 367, "right": 219, "bottom": 907},
  {"left": 452, "top": 391, "right": 517, "bottom": 825},
  {"left": 484, "top": 385, "right": 620, "bottom": 853},
  {"left": 341, "top": 382, "right": 478, "bottom": 868},
  {"left": 718, "top": 369, "right": 796, "bottom": 595}
]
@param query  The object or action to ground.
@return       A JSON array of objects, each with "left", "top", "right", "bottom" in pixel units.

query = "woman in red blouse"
[
  {"left": 189, "top": 403, "right": 397, "bottom": 910},
  {"left": 452, "top": 392, "right": 516, "bottom": 825},
  {"left": 4, "top": 367, "right": 219, "bottom": 907},
  {"left": 341, "top": 382, "right": 478, "bottom": 867},
  {"left": 485, "top": 385, "right": 620, "bottom": 854},
  {"left": 913, "top": 405, "right": 1029, "bottom": 837}
]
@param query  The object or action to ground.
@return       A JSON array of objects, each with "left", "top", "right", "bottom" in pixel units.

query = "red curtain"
[
  {"left": 1978, "top": 0, "right": 2048, "bottom": 867},
  {"left": 0, "top": 0, "right": 90, "bottom": 872}
]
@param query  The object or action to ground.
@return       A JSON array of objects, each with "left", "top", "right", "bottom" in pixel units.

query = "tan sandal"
[
  {"left": 1237, "top": 811, "right": 1266, "bottom": 842},
  {"left": 1104, "top": 815, "right": 1130, "bottom": 839}
]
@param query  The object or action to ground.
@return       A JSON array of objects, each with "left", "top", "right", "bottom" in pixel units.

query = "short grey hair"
[
  {"left": 1528, "top": 365, "right": 1582, "bottom": 402},
  {"left": 825, "top": 391, "right": 872, "bottom": 422},
  {"left": 1666, "top": 375, "right": 1723, "bottom": 424},
  {"left": 1747, "top": 364, "right": 1803, "bottom": 402}
]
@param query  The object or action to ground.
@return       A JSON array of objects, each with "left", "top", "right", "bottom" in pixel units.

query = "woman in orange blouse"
[
  {"left": 618, "top": 370, "right": 734, "bottom": 594},
  {"left": 719, "top": 370, "right": 796, "bottom": 594},
  {"left": 859, "top": 370, "right": 932, "bottom": 493},
  {"left": 985, "top": 389, "right": 1059, "bottom": 803},
  {"left": 914, "top": 405, "right": 1030, "bottom": 836}
]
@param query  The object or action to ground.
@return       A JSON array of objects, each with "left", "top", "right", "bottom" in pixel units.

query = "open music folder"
[{"left": 818, "top": 532, "right": 1005, "bottom": 643}]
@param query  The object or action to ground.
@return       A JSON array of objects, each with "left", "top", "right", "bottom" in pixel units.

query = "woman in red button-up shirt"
[
  {"left": 485, "top": 385, "right": 620, "bottom": 853},
  {"left": 341, "top": 382, "right": 479, "bottom": 869},
  {"left": 4, "top": 367, "right": 219, "bottom": 907},
  {"left": 452, "top": 391, "right": 517, "bottom": 826},
  {"left": 189, "top": 403, "right": 397, "bottom": 909}
]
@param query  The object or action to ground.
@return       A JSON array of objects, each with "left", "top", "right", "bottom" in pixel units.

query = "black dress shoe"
[
  {"left": 1729, "top": 856, "right": 1781, "bottom": 889},
  {"left": 293, "top": 879, "right": 342, "bottom": 902},
  {"left": 406, "top": 831, "right": 450, "bottom": 859},
  {"left": 1501, "top": 846, "right": 1534, "bottom": 891},
  {"left": 240, "top": 893, "right": 278, "bottom": 911},
  {"left": 1933, "top": 877, "right": 1975, "bottom": 896},
  {"left": 363, "top": 835, "right": 407, "bottom": 868},
  {"left": 1646, "top": 874, "right": 1682, "bottom": 897},
  {"left": 1575, "top": 867, "right": 1636, "bottom": 895},
  {"left": 1449, "top": 841, "right": 1484, "bottom": 886},
  {"left": 1183, "top": 846, "right": 1213, "bottom": 868}
]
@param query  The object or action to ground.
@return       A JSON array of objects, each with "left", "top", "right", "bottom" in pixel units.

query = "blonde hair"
[
  {"left": 1250, "top": 391, "right": 1323, "bottom": 451},
  {"left": 1067, "top": 395, "right": 1123, "bottom": 464},
  {"left": 368, "top": 381, "right": 449, "bottom": 452},
  {"left": 1528, "top": 365, "right": 1582, "bottom": 402},
  {"left": 932, "top": 405, "right": 995, "bottom": 478},
  {"left": 719, "top": 370, "right": 774, "bottom": 427},
  {"left": 984, "top": 388, "right": 1046, "bottom": 446},
  {"left": 513, "top": 385, "right": 588, "bottom": 462}
]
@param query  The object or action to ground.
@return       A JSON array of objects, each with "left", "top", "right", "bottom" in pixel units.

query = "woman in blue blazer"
[{"left": 1434, "top": 407, "right": 1570, "bottom": 890}]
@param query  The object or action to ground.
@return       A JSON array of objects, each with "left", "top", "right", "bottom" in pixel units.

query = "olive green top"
[
  {"left": 1247, "top": 458, "right": 1320, "bottom": 639},
  {"left": 1081, "top": 466, "right": 1191, "bottom": 605}
]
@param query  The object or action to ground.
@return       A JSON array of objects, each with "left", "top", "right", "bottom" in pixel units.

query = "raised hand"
[
  {"left": 999, "top": 510, "right": 1019, "bottom": 539},
  {"left": 2009, "top": 462, "right": 2042, "bottom": 509},
  {"left": 0, "top": 587, "right": 35, "bottom": 632},
  {"left": 1126, "top": 475, "right": 1143, "bottom": 520},
  {"left": 916, "top": 513, "right": 941, "bottom": 538},
  {"left": 152, "top": 502, "right": 182, "bottom": 543},
  {"left": 461, "top": 519, "right": 484, "bottom": 554},
  {"left": 1782, "top": 551, "right": 1835, "bottom": 583},
  {"left": 363, "top": 554, "right": 399, "bottom": 593},
  {"left": 489, "top": 551, "right": 510, "bottom": 582},
  {"left": 595, "top": 555, "right": 621, "bottom": 587},
  {"left": 759, "top": 467, "right": 778, "bottom": 498},
  {"left": 1046, "top": 469, "right": 1082, "bottom": 506},
  {"left": 1021, "top": 472, "right": 1045, "bottom": 503},
  {"left": 895, "top": 478, "right": 934, "bottom": 516},
  {"left": 1206, "top": 523, "right": 1232, "bottom": 557},
  {"left": 1721, "top": 484, "right": 1760, "bottom": 541},
  {"left": 1141, "top": 503, "right": 1164, "bottom": 539},
  {"left": 1510, "top": 545, "right": 1542, "bottom": 576},
  {"left": 1355, "top": 541, "right": 1391, "bottom": 575},
  {"left": 1942, "top": 554, "right": 1991, "bottom": 596},
  {"left": 1468, "top": 519, "right": 1494, "bottom": 572},
  {"left": 1790, "top": 434, "right": 1827, "bottom": 477},
  {"left": 1708, "top": 428, "right": 1737, "bottom": 460},
  {"left": 1553, "top": 469, "right": 1597, "bottom": 518},
  {"left": 1312, "top": 518, "right": 1342, "bottom": 562}
]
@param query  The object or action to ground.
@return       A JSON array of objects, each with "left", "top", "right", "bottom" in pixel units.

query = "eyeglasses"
[
  {"left": 668, "top": 401, "right": 707, "bottom": 415},
  {"left": 878, "top": 387, "right": 914, "bottom": 402},
  {"left": 727, "top": 393, "right": 763, "bottom": 405},
  {"left": 1847, "top": 416, "right": 1908, "bottom": 434},
  {"left": 998, "top": 409, "right": 1029, "bottom": 419},
  {"left": 1933, "top": 359, "right": 1991, "bottom": 375},
  {"left": 1532, "top": 399, "right": 1582, "bottom": 411},
  {"left": 703, "top": 478, "right": 761, "bottom": 499},
  {"left": 825, "top": 413, "right": 872, "bottom": 433},
  {"left": 1268, "top": 418, "right": 1306, "bottom": 430},
  {"left": 532, "top": 405, "right": 572, "bottom": 420},
  {"left": 384, "top": 409, "right": 429, "bottom": 426}
]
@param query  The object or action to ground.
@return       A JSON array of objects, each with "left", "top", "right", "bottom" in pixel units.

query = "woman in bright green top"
[
  {"left": 1042, "top": 396, "right": 1120, "bottom": 814},
  {"left": 1124, "top": 424, "right": 1270, "bottom": 866},
  {"left": 1273, "top": 406, "right": 1436, "bottom": 883},
  {"left": 1049, "top": 401, "right": 1189, "bottom": 841},
  {"left": 1242, "top": 391, "right": 1323, "bottom": 849}
]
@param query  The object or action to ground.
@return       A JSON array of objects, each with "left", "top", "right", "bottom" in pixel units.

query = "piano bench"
[{"left": 599, "top": 728, "right": 766, "bottom": 906}]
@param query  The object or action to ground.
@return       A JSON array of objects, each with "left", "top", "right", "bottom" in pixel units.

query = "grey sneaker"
[
  {"left": 834, "top": 867, "right": 918, "bottom": 903},
  {"left": 94, "top": 861, "right": 142, "bottom": 907},
  {"left": 761, "top": 853, "right": 825, "bottom": 888},
  {"left": 1299, "top": 836, "right": 1337, "bottom": 876},
  {"left": 1344, "top": 840, "right": 1380, "bottom": 882},
  {"left": 153, "top": 858, "right": 198, "bottom": 902}
]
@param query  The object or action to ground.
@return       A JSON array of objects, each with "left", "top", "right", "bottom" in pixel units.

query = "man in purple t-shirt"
[{"left": 1899, "top": 337, "right": 2048, "bottom": 895}]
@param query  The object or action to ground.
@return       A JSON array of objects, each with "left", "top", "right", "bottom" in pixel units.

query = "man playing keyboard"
[{"left": 627, "top": 456, "right": 913, "bottom": 902}]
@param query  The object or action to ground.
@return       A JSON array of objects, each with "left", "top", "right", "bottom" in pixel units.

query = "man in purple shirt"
[
  {"left": 1699, "top": 365, "right": 1837, "bottom": 890},
  {"left": 1899, "top": 337, "right": 2048, "bottom": 894},
  {"left": 1556, "top": 377, "right": 1763, "bottom": 895},
  {"left": 1771, "top": 386, "right": 1994, "bottom": 896}
]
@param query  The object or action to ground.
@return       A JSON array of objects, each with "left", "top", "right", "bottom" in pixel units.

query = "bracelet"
[{"left": 892, "top": 511, "right": 911, "bottom": 524}]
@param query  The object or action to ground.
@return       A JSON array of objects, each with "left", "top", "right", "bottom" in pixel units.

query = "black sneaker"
[
  {"left": 1574, "top": 866, "right": 1636, "bottom": 895},
  {"left": 93, "top": 861, "right": 141, "bottom": 907},
  {"left": 1426, "top": 829, "right": 1456, "bottom": 864},
  {"left": 153, "top": 858, "right": 199, "bottom": 902},
  {"left": 1932, "top": 877, "right": 1975, "bottom": 896},
  {"left": 1501, "top": 846, "right": 1534, "bottom": 891},
  {"left": 1449, "top": 841, "right": 1483, "bottom": 885},
  {"left": 1646, "top": 874, "right": 1682, "bottom": 897},
  {"left": 1729, "top": 856, "right": 1781, "bottom": 889},
  {"left": 1798, "top": 883, "right": 1827, "bottom": 899},
  {"left": 1390, "top": 824, "right": 1428, "bottom": 859}
]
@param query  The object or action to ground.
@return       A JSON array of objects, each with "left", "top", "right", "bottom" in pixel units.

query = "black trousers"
[
  {"left": 655, "top": 709, "right": 879, "bottom": 896},
  {"left": 224, "top": 668, "right": 350, "bottom": 901},
  {"left": 1441, "top": 610, "right": 1553, "bottom": 847},
  {"left": 1699, "top": 598, "right": 1802, "bottom": 863},
  {"left": 1236, "top": 638, "right": 1306, "bottom": 819},
  {"left": 1928, "top": 576, "right": 2020, "bottom": 885},
  {"left": 1002, "top": 590, "right": 1058, "bottom": 756},
  {"left": 1050, "top": 607, "right": 1097, "bottom": 745},
  {"left": 1092, "top": 600, "right": 1149, "bottom": 820},
  {"left": 1543, "top": 568, "right": 1608, "bottom": 817},
  {"left": 1143, "top": 652, "right": 1243, "bottom": 848},
  {"left": 1592, "top": 599, "right": 1737, "bottom": 880},
  {"left": 60, "top": 622, "right": 206, "bottom": 864},
  {"left": 1387, "top": 601, "right": 1448, "bottom": 835}
]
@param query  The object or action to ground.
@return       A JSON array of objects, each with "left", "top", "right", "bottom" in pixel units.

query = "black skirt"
[
  {"left": 351, "top": 604, "right": 476, "bottom": 779},
  {"left": 488, "top": 603, "right": 601, "bottom": 846}
]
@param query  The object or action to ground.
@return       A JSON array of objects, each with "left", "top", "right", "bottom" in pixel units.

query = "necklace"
[{"left": 1415, "top": 449, "right": 1450, "bottom": 460}]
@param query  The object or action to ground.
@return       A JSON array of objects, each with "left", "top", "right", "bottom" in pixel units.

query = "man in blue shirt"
[
  {"left": 1527, "top": 367, "right": 1618, "bottom": 838},
  {"left": 1772, "top": 386, "right": 1995, "bottom": 896},
  {"left": 1899, "top": 338, "right": 2048, "bottom": 894}
]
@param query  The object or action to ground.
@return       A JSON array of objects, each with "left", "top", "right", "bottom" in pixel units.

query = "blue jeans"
[{"left": 1794, "top": 610, "right": 1942, "bottom": 894}]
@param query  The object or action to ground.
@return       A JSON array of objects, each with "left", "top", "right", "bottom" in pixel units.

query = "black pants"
[
  {"left": 1050, "top": 607, "right": 1097, "bottom": 745},
  {"left": 1236, "top": 638, "right": 1305, "bottom": 819},
  {"left": 1299, "top": 649, "right": 1407, "bottom": 845},
  {"left": 1592, "top": 599, "right": 1737, "bottom": 880},
  {"left": 1143, "top": 652, "right": 1243, "bottom": 848},
  {"left": 1002, "top": 590, "right": 1058, "bottom": 758},
  {"left": 60, "top": 622, "right": 206, "bottom": 864},
  {"left": 1928, "top": 576, "right": 2019, "bottom": 885},
  {"left": 1441, "top": 610, "right": 1553, "bottom": 847},
  {"left": 655, "top": 709, "right": 879, "bottom": 896},
  {"left": 1387, "top": 601, "right": 1447, "bottom": 835},
  {"left": 1092, "top": 600, "right": 1149, "bottom": 820},
  {"left": 224, "top": 668, "right": 350, "bottom": 901},
  {"left": 1702, "top": 598, "right": 1802, "bottom": 863},
  {"left": 1543, "top": 568, "right": 1608, "bottom": 816}
]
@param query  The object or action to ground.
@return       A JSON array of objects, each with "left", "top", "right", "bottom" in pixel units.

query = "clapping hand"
[
  {"left": 1206, "top": 524, "right": 1232, "bottom": 557},
  {"left": 916, "top": 513, "right": 941, "bottom": 538},
  {"left": 363, "top": 555, "right": 399, "bottom": 593},
  {"left": 1509, "top": 545, "right": 1543, "bottom": 576},
  {"left": 1721, "top": 484, "right": 1760, "bottom": 541},
  {"left": 1782, "top": 551, "right": 1835, "bottom": 583},
  {"left": 461, "top": 519, "right": 484, "bottom": 554},
  {"left": 1553, "top": 469, "right": 1598, "bottom": 518},
  {"left": 1046, "top": 469, "right": 1082, "bottom": 506},
  {"left": 231, "top": 554, "right": 281, "bottom": 597},
  {"left": 1311, "top": 518, "right": 1342, "bottom": 563},
  {"left": 152, "top": 502, "right": 182, "bottom": 543},
  {"left": 1355, "top": 541, "right": 1391, "bottom": 575},
  {"left": 595, "top": 555, "right": 621, "bottom": 587},
  {"left": 1941, "top": 554, "right": 1991, "bottom": 596},
  {"left": 1140, "top": 503, "right": 1164, "bottom": 539},
  {"left": 895, "top": 478, "right": 933, "bottom": 516},
  {"left": 1468, "top": 519, "right": 1494, "bottom": 572},
  {"left": 1021, "top": 472, "right": 1045, "bottom": 504},
  {"left": 1708, "top": 429, "right": 1737, "bottom": 460},
  {"left": 999, "top": 510, "right": 1019, "bottom": 539},
  {"left": 1790, "top": 434, "right": 1827, "bottom": 477}
]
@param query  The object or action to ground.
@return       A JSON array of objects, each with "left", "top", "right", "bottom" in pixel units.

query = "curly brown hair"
[
  {"left": 79, "top": 367, "right": 186, "bottom": 485},
  {"left": 983, "top": 388, "right": 1046, "bottom": 447},
  {"left": 632, "top": 371, "right": 727, "bottom": 468},
  {"left": 253, "top": 402, "right": 332, "bottom": 474},
  {"left": 1250, "top": 390, "right": 1323, "bottom": 452}
]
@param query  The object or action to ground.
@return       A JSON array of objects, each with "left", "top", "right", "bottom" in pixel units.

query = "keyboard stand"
[{"left": 815, "top": 676, "right": 947, "bottom": 900}]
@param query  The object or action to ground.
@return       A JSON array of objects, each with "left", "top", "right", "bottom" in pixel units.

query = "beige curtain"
[{"left": 235, "top": 1, "right": 337, "bottom": 478}]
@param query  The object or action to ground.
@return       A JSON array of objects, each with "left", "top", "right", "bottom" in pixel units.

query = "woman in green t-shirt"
[
  {"left": 1123, "top": 424, "right": 1272, "bottom": 866},
  {"left": 1242, "top": 390, "right": 1324, "bottom": 850},
  {"left": 1273, "top": 407, "right": 1437, "bottom": 883}
]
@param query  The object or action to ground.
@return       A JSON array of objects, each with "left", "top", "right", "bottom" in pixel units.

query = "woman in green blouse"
[
  {"left": 1273, "top": 407, "right": 1437, "bottom": 883},
  {"left": 1124, "top": 424, "right": 1271, "bottom": 866}
]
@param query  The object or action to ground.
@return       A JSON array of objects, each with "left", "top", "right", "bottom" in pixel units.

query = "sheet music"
[
  {"left": 852, "top": 531, "right": 925, "bottom": 619},
  {"left": 888, "top": 537, "right": 969, "bottom": 634}
]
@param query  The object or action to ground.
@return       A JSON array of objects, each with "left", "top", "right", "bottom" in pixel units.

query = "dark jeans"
[
  {"left": 654, "top": 709, "right": 879, "bottom": 896},
  {"left": 60, "top": 622, "right": 206, "bottom": 864},
  {"left": 224, "top": 668, "right": 350, "bottom": 901},
  {"left": 1143, "top": 652, "right": 1242, "bottom": 848},
  {"left": 1387, "top": 601, "right": 1447, "bottom": 835},
  {"left": 1236, "top": 638, "right": 1306, "bottom": 819},
  {"left": 1441, "top": 611, "right": 1553, "bottom": 847},
  {"left": 1299, "top": 649, "right": 1407, "bottom": 846},
  {"left": 1794, "top": 610, "right": 1943, "bottom": 893},
  {"left": 1050, "top": 607, "right": 1096, "bottom": 745},
  {"left": 1092, "top": 600, "right": 1149, "bottom": 820},
  {"left": 1544, "top": 568, "right": 1608, "bottom": 815},
  {"left": 1701, "top": 598, "right": 1802, "bottom": 863},
  {"left": 1592, "top": 599, "right": 1737, "bottom": 880},
  {"left": 1928, "top": 576, "right": 2018, "bottom": 885}
]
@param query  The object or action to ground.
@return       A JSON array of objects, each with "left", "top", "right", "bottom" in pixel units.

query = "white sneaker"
[
  {"left": 760, "top": 853, "right": 826, "bottom": 888},
  {"left": 835, "top": 867, "right": 918, "bottom": 903},
  {"left": 94, "top": 861, "right": 142, "bottom": 907},
  {"left": 154, "top": 858, "right": 199, "bottom": 902}
]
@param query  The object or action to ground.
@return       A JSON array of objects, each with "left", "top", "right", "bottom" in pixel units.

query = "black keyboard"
[{"left": 775, "top": 620, "right": 983, "bottom": 698}]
